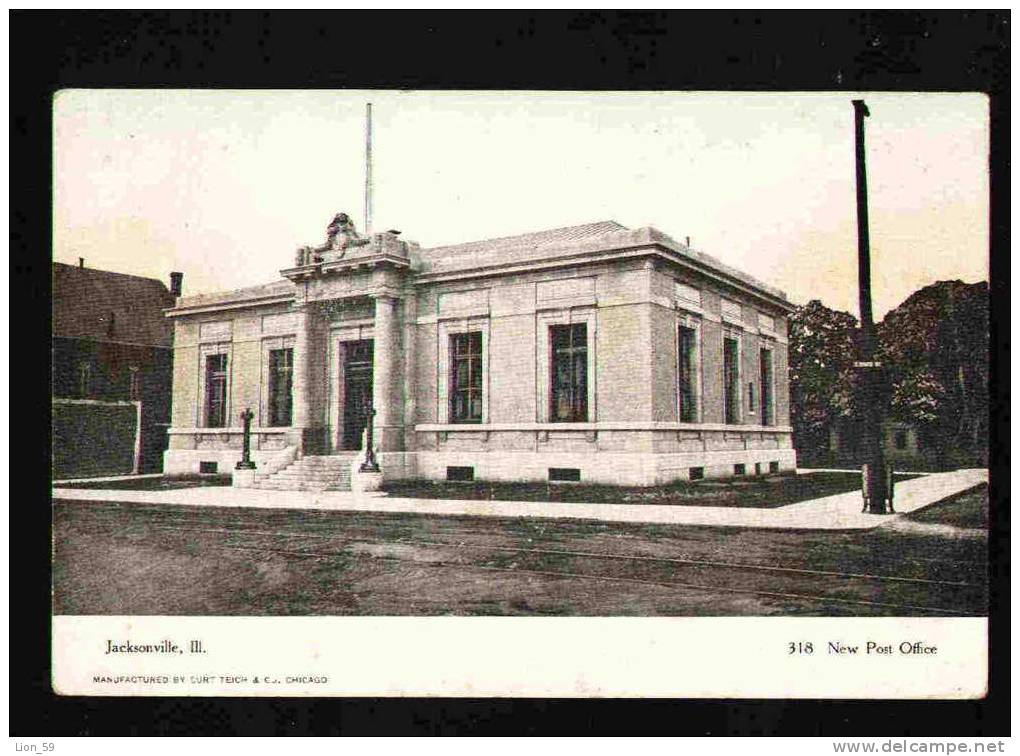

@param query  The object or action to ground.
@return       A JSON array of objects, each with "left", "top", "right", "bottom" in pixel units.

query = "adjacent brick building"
[
  {"left": 52, "top": 261, "right": 180, "bottom": 477},
  {"left": 164, "top": 218, "right": 796, "bottom": 486}
]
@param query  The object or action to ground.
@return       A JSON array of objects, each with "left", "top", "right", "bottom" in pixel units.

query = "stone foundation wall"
[
  {"left": 163, "top": 445, "right": 296, "bottom": 477},
  {"left": 401, "top": 447, "right": 797, "bottom": 486}
]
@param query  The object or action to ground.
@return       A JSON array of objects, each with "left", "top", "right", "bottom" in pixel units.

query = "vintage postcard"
[{"left": 51, "top": 89, "right": 990, "bottom": 698}]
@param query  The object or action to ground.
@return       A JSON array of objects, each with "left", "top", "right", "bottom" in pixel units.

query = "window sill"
[{"left": 168, "top": 427, "right": 291, "bottom": 435}]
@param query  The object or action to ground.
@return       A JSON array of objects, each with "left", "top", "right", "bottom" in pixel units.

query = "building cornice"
[
  {"left": 280, "top": 252, "right": 411, "bottom": 282},
  {"left": 164, "top": 294, "right": 294, "bottom": 319},
  {"left": 414, "top": 241, "right": 795, "bottom": 313},
  {"left": 163, "top": 228, "right": 795, "bottom": 318}
]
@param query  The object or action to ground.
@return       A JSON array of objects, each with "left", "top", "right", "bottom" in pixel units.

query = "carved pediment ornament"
[
  {"left": 294, "top": 212, "right": 370, "bottom": 267},
  {"left": 322, "top": 212, "right": 370, "bottom": 255}
]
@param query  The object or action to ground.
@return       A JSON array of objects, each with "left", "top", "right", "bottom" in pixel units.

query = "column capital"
[{"left": 371, "top": 288, "right": 404, "bottom": 303}]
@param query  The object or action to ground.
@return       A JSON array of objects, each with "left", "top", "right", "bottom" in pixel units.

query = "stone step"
[
  {"left": 279, "top": 464, "right": 351, "bottom": 473},
  {"left": 255, "top": 481, "right": 352, "bottom": 491},
  {"left": 284, "top": 465, "right": 348, "bottom": 472},
  {"left": 275, "top": 467, "right": 350, "bottom": 474},
  {"left": 268, "top": 476, "right": 344, "bottom": 483},
  {"left": 253, "top": 453, "right": 359, "bottom": 491},
  {"left": 281, "top": 464, "right": 350, "bottom": 471},
  {"left": 288, "top": 470, "right": 347, "bottom": 476},
  {"left": 256, "top": 485, "right": 331, "bottom": 492}
]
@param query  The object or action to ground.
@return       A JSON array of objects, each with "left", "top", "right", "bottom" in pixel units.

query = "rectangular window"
[
  {"left": 268, "top": 348, "right": 293, "bottom": 427},
  {"left": 678, "top": 325, "right": 698, "bottom": 423},
  {"left": 549, "top": 467, "right": 581, "bottom": 482},
  {"left": 734, "top": 463, "right": 746, "bottom": 476},
  {"left": 748, "top": 381, "right": 756, "bottom": 412},
  {"left": 449, "top": 331, "right": 483, "bottom": 423},
  {"left": 204, "top": 353, "right": 228, "bottom": 428},
  {"left": 550, "top": 323, "right": 588, "bottom": 422},
  {"left": 128, "top": 367, "right": 141, "bottom": 401},
  {"left": 723, "top": 336, "right": 740, "bottom": 424},
  {"left": 446, "top": 466, "right": 475, "bottom": 482},
  {"left": 760, "top": 347, "right": 774, "bottom": 426}
]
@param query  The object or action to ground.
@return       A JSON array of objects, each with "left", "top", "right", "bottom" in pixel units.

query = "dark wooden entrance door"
[{"left": 342, "top": 339, "right": 374, "bottom": 450}]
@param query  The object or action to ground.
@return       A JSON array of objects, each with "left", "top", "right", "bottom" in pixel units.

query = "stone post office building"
[{"left": 164, "top": 217, "right": 796, "bottom": 488}]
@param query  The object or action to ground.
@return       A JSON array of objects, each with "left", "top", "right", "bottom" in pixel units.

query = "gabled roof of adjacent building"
[{"left": 53, "top": 262, "right": 177, "bottom": 347}]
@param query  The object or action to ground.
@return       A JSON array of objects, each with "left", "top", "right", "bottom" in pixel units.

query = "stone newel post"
[
  {"left": 236, "top": 407, "right": 256, "bottom": 470},
  {"left": 360, "top": 409, "right": 380, "bottom": 473},
  {"left": 232, "top": 407, "right": 258, "bottom": 488}
]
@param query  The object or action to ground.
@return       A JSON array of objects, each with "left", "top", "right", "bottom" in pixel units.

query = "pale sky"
[{"left": 53, "top": 90, "right": 988, "bottom": 319}]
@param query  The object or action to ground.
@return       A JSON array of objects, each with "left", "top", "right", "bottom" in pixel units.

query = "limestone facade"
[{"left": 164, "top": 220, "right": 797, "bottom": 485}]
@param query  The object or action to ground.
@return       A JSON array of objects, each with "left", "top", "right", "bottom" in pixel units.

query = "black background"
[{"left": 12, "top": 10, "right": 1009, "bottom": 736}]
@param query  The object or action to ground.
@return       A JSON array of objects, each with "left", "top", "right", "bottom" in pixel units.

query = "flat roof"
[{"left": 170, "top": 220, "right": 790, "bottom": 313}]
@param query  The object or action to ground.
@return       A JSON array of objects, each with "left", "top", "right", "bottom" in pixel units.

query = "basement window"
[
  {"left": 754, "top": 462, "right": 762, "bottom": 476},
  {"left": 689, "top": 466, "right": 705, "bottom": 481},
  {"left": 549, "top": 467, "right": 581, "bottom": 482},
  {"left": 199, "top": 461, "right": 218, "bottom": 474},
  {"left": 734, "top": 463, "right": 746, "bottom": 476},
  {"left": 446, "top": 466, "right": 475, "bottom": 482},
  {"left": 769, "top": 461, "right": 780, "bottom": 474}
]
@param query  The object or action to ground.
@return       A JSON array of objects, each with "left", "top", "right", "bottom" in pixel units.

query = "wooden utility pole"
[{"left": 852, "top": 99, "right": 891, "bottom": 514}]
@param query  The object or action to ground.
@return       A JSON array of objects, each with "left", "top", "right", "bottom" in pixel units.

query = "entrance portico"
[{"left": 281, "top": 228, "right": 415, "bottom": 459}]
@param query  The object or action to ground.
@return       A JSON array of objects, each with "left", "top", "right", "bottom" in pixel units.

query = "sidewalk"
[
  {"left": 51, "top": 469, "right": 987, "bottom": 531},
  {"left": 52, "top": 472, "right": 164, "bottom": 485}
]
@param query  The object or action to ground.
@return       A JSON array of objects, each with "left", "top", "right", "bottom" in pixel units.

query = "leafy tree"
[
  {"left": 877, "top": 280, "right": 989, "bottom": 467},
  {"left": 889, "top": 370, "right": 943, "bottom": 424},
  {"left": 787, "top": 300, "right": 858, "bottom": 461}
]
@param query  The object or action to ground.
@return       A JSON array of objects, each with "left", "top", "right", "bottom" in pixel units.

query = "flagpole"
[{"left": 364, "top": 102, "right": 373, "bottom": 235}]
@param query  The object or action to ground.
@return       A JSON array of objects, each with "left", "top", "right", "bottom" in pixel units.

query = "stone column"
[
  {"left": 290, "top": 304, "right": 311, "bottom": 452},
  {"left": 401, "top": 296, "right": 417, "bottom": 453},
  {"left": 372, "top": 294, "right": 402, "bottom": 452}
]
